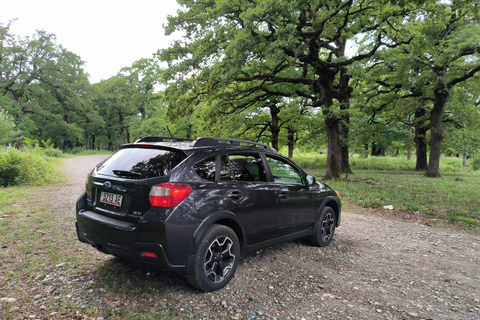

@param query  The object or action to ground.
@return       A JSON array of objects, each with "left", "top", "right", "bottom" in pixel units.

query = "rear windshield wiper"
[{"left": 112, "top": 170, "right": 144, "bottom": 178}]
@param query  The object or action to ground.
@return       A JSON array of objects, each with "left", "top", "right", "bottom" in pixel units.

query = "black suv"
[{"left": 76, "top": 137, "right": 341, "bottom": 291}]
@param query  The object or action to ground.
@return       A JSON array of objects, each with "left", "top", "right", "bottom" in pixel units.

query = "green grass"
[{"left": 294, "top": 154, "right": 480, "bottom": 232}]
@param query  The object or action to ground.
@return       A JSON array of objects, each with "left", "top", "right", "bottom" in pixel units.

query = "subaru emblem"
[{"left": 103, "top": 181, "right": 112, "bottom": 189}]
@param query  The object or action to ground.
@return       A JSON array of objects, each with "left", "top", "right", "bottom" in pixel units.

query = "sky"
[{"left": 0, "top": 0, "right": 183, "bottom": 83}]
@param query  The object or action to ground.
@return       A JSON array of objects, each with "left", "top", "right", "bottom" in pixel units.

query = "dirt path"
[{"left": 63, "top": 155, "right": 480, "bottom": 319}]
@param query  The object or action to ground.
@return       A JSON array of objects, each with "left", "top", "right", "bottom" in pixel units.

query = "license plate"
[{"left": 100, "top": 192, "right": 123, "bottom": 207}]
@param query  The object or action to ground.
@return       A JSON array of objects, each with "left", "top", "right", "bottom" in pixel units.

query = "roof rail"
[
  {"left": 191, "top": 137, "right": 276, "bottom": 151},
  {"left": 134, "top": 136, "right": 193, "bottom": 143}
]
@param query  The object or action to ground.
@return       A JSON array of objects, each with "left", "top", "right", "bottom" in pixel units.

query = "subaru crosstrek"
[{"left": 75, "top": 137, "right": 341, "bottom": 291}]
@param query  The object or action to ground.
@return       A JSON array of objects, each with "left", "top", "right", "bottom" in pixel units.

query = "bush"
[
  {"left": 472, "top": 157, "right": 480, "bottom": 171},
  {"left": 0, "top": 147, "right": 57, "bottom": 187},
  {"left": 43, "top": 148, "right": 63, "bottom": 158}
]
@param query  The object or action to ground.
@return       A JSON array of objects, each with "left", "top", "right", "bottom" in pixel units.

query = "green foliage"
[
  {"left": 472, "top": 157, "right": 480, "bottom": 171},
  {"left": 0, "top": 108, "right": 20, "bottom": 145},
  {"left": 0, "top": 147, "right": 58, "bottom": 187},
  {"left": 1, "top": 27, "right": 91, "bottom": 150}
]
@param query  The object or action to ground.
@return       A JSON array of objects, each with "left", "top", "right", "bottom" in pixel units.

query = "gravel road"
[{"left": 62, "top": 155, "right": 480, "bottom": 319}]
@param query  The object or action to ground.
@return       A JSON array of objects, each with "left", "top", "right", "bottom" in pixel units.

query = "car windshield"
[{"left": 97, "top": 148, "right": 187, "bottom": 179}]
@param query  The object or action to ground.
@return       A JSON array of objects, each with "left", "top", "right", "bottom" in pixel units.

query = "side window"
[
  {"left": 225, "top": 154, "right": 267, "bottom": 182},
  {"left": 194, "top": 156, "right": 216, "bottom": 181},
  {"left": 266, "top": 156, "right": 304, "bottom": 185},
  {"left": 220, "top": 155, "right": 233, "bottom": 181}
]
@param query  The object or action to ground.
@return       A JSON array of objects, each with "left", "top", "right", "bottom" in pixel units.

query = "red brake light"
[
  {"left": 142, "top": 252, "right": 157, "bottom": 258},
  {"left": 149, "top": 183, "right": 192, "bottom": 208}
]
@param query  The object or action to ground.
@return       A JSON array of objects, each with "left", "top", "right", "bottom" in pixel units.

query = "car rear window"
[{"left": 97, "top": 148, "right": 187, "bottom": 179}]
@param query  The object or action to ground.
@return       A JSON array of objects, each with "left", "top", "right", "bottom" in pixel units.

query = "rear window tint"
[
  {"left": 97, "top": 148, "right": 187, "bottom": 179},
  {"left": 194, "top": 156, "right": 216, "bottom": 181}
]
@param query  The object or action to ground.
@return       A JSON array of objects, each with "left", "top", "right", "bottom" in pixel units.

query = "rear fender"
[{"left": 184, "top": 211, "right": 245, "bottom": 275}]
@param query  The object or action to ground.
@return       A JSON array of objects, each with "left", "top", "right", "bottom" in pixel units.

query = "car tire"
[
  {"left": 187, "top": 224, "right": 240, "bottom": 292},
  {"left": 308, "top": 206, "right": 336, "bottom": 247}
]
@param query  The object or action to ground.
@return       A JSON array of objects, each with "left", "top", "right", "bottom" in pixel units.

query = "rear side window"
[
  {"left": 194, "top": 156, "right": 216, "bottom": 181},
  {"left": 97, "top": 148, "right": 187, "bottom": 179}
]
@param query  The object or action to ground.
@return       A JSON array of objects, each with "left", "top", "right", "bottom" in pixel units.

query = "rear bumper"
[
  {"left": 75, "top": 220, "right": 185, "bottom": 271},
  {"left": 75, "top": 192, "right": 191, "bottom": 273}
]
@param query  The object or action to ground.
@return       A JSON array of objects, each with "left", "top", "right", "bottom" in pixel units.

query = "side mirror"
[{"left": 306, "top": 175, "right": 316, "bottom": 186}]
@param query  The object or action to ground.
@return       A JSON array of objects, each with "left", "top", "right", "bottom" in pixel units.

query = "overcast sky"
[{"left": 0, "top": 0, "right": 183, "bottom": 83}]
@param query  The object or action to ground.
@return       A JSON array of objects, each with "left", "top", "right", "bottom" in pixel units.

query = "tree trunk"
[
  {"left": 338, "top": 65, "right": 352, "bottom": 173},
  {"left": 407, "top": 114, "right": 412, "bottom": 160},
  {"left": 371, "top": 140, "right": 378, "bottom": 157},
  {"left": 287, "top": 128, "right": 295, "bottom": 159},
  {"left": 350, "top": 132, "right": 359, "bottom": 158},
  {"left": 119, "top": 111, "right": 125, "bottom": 145},
  {"left": 340, "top": 120, "right": 351, "bottom": 173},
  {"left": 426, "top": 92, "right": 447, "bottom": 177},
  {"left": 108, "top": 133, "right": 113, "bottom": 151},
  {"left": 269, "top": 104, "right": 280, "bottom": 151},
  {"left": 140, "top": 101, "right": 146, "bottom": 123},
  {"left": 463, "top": 152, "right": 467, "bottom": 168},
  {"left": 324, "top": 114, "right": 342, "bottom": 180},
  {"left": 414, "top": 109, "right": 428, "bottom": 171}
]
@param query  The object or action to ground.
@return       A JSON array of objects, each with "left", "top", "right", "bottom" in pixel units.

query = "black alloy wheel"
[
  {"left": 308, "top": 206, "right": 336, "bottom": 247},
  {"left": 187, "top": 224, "right": 240, "bottom": 292}
]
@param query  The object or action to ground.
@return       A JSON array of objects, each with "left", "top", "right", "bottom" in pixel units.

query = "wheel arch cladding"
[{"left": 192, "top": 211, "right": 246, "bottom": 254}]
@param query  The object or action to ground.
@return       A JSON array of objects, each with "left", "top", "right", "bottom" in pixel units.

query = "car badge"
[{"left": 103, "top": 181, "right": 112, "bottom": 189}]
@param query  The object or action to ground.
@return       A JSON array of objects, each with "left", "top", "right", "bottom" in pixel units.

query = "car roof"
[{"left": 121, "top": 136, "right": 278, "bottom": 153}]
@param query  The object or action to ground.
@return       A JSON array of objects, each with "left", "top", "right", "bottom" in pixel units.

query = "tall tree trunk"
[
  {"left": 407, "top": 114, "right": 412, "bottom": 161},
  {"left": 120, "top": 128, "right": 125, "bottom": 145},
  {"left": 269, "top": 104, "right": 280, "bottom": 151},
  {"left": 463, "top": 152, "right": 467, "bottom": 168},
  {"left": 324, "top": 113, "right": 342, "bottom": 180},
  {"left": 126, "top": 126, "right": 131, "bottom": 144},
  {"left": 108, "top": 133, "right": 113, "bottom": 151},
  {"left": 414, "top": 108, "right": 428, "bottom": 171},
  {"left": 338, "top": 67, "right": 352, "bottom": 173},
  {"left": 349, "top": 131, "right": 359, "bottom": 158},
  {"left": 119, "top": 111, "right": 125, "bottom": 145},
  {"left": 86, "top": 134, "right": 90, "bottom": 150},
  {"left": 287, "top": 127, "right": 295, "bottom": 158},
  {"left": 426, "top": 91, "right": 447, "bottom": 177},
  {"left": 140, "top": 101, "right": 146, "bottom": 122},
  {"left": 371, "top": 139, "right": 378, "bottom": 157}
]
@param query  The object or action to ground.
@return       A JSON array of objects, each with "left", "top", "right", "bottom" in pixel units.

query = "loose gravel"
[{"left": 3, "top": 155, "right": 479, "bottom": 320}]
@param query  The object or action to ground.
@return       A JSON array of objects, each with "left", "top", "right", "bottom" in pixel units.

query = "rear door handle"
[
  {"left": 227, "top": 190, "right": 243, "bottom": 200},
  {"left": 279, "top": 192, "right": 289, "bottom": 200}
]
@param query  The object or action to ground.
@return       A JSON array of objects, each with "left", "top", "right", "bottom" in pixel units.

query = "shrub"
[
  {"left": 43, "top": 148, "right": 63, "bottom": 158},
  {"left": 472, "top": 157, "right": 480, "bottom": 171},
  {"left": 0, "top": 147, "right": 57, "bottom": 187}
]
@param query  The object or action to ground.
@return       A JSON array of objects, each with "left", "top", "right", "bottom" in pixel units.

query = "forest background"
[{"left": 1, "top": 0, "right": 480, "bottom": 180}]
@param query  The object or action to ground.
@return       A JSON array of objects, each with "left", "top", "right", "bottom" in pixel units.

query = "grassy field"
[{"left": 295, "top": 154, "right": 480, "bottom": 233}]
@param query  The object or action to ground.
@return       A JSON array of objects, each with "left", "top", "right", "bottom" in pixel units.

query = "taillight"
[
  {"left": 149, "top": 183, "right": 192, "bottom": 208},
  {"left": 85, "top": 173, "right": 90, "bottom": 191}
]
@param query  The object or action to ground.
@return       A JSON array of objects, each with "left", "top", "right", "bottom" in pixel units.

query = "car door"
[
  {"left": 264, "top": 154, "right": 322, "bottom": 236},
  {"left": 218, "top": 153, "right": 279, "bottom": 244}
]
